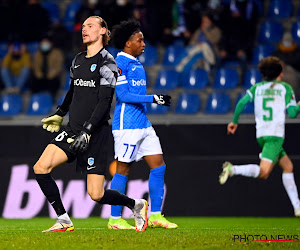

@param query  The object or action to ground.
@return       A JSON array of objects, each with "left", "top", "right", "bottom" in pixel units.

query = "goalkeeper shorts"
[{"left": 51, "top": 122, "right": 109, "bottom": 175}]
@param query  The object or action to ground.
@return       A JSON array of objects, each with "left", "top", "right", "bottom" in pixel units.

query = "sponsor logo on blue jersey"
[
  {"left": 90, "top": 64, "right": 97, "bottom": 72},
  {"left": 132, "top": 79, "right": 146, "bottom": 86}
]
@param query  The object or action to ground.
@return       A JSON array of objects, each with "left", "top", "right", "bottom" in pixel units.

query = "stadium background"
[{"left": 1, "top": 0, "right": 300, "bottom": 219}]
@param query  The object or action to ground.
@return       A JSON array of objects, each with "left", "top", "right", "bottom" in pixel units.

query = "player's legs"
[
  {"left": 108, "top": 161, "right": 135, "bottom": 229},
  {"left": 87, "top": 174, "right": 147, "bottom": 231},
  {"left": 33, "top": 144, "right": 73, "bottom": 232},
  {"left": 278, "top": 155, "right": 300, "bottom": 216}
]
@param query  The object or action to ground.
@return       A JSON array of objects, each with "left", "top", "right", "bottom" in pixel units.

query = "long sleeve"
[
  {"left": 116, "top": 83, "right": 153, "bottom": 103},
  {"left": 232, "top": 94, "right": 251, "bottom": 124}
]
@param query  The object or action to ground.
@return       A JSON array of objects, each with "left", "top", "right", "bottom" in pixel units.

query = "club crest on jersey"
[
  {"left": 88, "top": 157, "right": 94, "bottom": 166},
  {"left": 90, "top": 64, "right": 97, "bottom": 72}
]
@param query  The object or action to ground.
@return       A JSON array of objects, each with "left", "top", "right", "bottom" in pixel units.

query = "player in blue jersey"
[{"left": 107, "top": 19, "right": 178, "bottom": 230}]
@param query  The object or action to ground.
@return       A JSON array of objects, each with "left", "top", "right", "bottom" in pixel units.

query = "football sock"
[
  {"left": 282, "top": 173, "right": 300, "bottom": 209},
  {"left": 98, "top": 189, "right": 135, "bottom": 210},
  {"left": 110, "top": 173, "right": 128, "bottom": 217},
  {"left": 149, "top": 165, "right": 166, "bottom": 212},
  {"left": 58, "top": 213, "right": 71, "bottom": 222},
  {"left": 232, "top": 164, "right": 260, "bottom": 178},
  {"left": 35, "top": 173, "right": 66, "bottom": 217}
]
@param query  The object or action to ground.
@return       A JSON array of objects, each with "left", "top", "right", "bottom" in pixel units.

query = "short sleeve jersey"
[
  {"left": 68, "top": 48, "right": 117, "bottom": 134},
  {"left": 246, "top": 81, "right": 296, "bottom": 138},
  {"left": 112, "top": 52, "right": 151, "bottom": 130}
]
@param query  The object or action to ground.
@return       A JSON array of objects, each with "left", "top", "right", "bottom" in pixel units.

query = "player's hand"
[
  {"left": 153, "top": 94, "right": 171, "bottom": 106},
  {"left": 69, "top": 131, "right": 91, "bottom": 153},
  {"left": 227, "top": 122, "right": 238, "bottom": 135},
  {"left": 41, "top": 106, "right": 66, "bottom": 133},
  {"left": 69, "top": 121, "right": 93, "bottom": 153}
]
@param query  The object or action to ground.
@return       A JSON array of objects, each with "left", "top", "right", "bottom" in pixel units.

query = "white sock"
[
  {"left": 282, "top": 173, "right": 300, "bottom": 209},
  {"left": 232, "top": 164, "right": 260, "bottom": 178},
  {"left": 58, "top": 213, "right": 71, "bottom": 222},
  {"left": 111, "top": 216, "right": 121, "bottom": 219},
  {"left": 151, "top": 211, "right": 161, "bottom": 215},
  {"left": 134, "top": 199, "right": 142, "bottom": 208}
]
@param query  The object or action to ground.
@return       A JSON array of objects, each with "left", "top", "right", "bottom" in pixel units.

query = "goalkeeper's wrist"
[
  {"left": 82, "top": 121, "right": 94, "bottom": 135},
  {"left": 55, "top": 106, "right": 67, "bottom": 117}
]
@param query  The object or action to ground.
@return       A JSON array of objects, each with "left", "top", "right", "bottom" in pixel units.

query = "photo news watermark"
[{"left": 233, "top": 234, "right": 300, "bottom": 243}]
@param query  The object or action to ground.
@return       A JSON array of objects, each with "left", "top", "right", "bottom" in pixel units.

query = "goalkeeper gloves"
[
  {"left": 41, "top": 106, "right": 67, "bottom": 133},
  {"left": 153, "top": 94, "right": 171, "bottom": 106},
  {"left": 69, "top": 121, "right": 93, "bottom": 153}
]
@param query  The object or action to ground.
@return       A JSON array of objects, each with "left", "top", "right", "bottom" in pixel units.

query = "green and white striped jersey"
[{"left": 246, "top": 81, "right": 296, "bottom": 138}]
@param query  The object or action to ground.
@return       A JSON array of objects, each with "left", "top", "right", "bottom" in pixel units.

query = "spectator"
[
  {"left": 31, "top": 38, "right": 64, "bottom": 97},
  {"left": 176, "top": 11, "right": 221, "bottom": 72},
  {"left": 218, "top": 0, "right": 259, "bottom": 68},
  {"left": 273, "top": 32, "right": 300, "bottom": 97},
  {"left": 1, "top": 42, "right": 31, "bottom": 94},
  {"left": 18, "top": 0, "right": 51, "bottom": 42}
]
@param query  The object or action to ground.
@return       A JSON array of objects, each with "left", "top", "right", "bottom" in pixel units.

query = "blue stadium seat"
[
  {"left": 0, "top": 94, "right": 23, "bottom": 116},
  {"left": 63, "top": 3, "right": 81, "bottom": 32},
  {"left": 257, "top": 21, "right": 283, "bottom": 44},
  {"left": 204, "top": 92, "right": 231, "bottom": 114},
  {"left": 154, "top": 69, "right": 179, "bottom": 90},
  {"left": 175, "top": 93, "right": 201, "bottom": 114},
  {"left": 26, "top": 41, "right": 39, "bottom": 54},
  {"left": 251, "top": 44, "right": 275, "bottom": 65},
  {"left": 181, "top": 69, "right": 209, "bottom": 90},
  {"left": 267, "top": 0, "right": 292, "bottom": 19},
  {"left": 42, "top": 2, "right": 60, "bottom": 24},
  {"left": 147, "top": 103, "right": 169, "bottom": 114},
  {"left": 291, "top": 21, "right": 300, "bottom": 44},
  {"left": 0, "top": 42, "right": 8, "bottom": 58},
  {"left": 138, "top": 45, "right": 158, "bottom": 66},
  {"left": 243, "top": 68, "right": 261, "bottom": 89},
  {"left": 63, "top": 72, "right": 71, "bottom": 90},
  {"left": 26, "top": 93, "right": 53, "bottom": 115},
  {"left": 162, "top": 45, "right": 187, "bottom": 66},
  {"left": 212, "top": 68, "right": 239, "bottom": 89},
  {"left": 236, "top": 92, "right": 254, "bottom": 114}
]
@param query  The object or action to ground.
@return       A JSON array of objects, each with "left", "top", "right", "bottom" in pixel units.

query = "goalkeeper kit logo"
[{"left": 74, "top": 79, "right": 96, "bottom": 87}]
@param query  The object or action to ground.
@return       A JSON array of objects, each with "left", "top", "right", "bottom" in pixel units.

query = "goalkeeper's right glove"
[
  {"left": 41, "top": 106, "right": 67, "bottom": 133},
  {"left": 153, "top": 94, "right": 171, "bottom": 106}
]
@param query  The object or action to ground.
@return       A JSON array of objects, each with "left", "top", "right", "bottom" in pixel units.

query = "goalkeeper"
[
  {"left": 33, "top": 16, "right": 148, "bottom": 233},
  {"left": 107, "top": 19, "right": 178, "bottom": 230}
]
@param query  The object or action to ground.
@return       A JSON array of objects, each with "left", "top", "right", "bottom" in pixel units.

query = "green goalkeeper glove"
[{"left": 41, "top": 106, "right": 67, "bottom": 133}]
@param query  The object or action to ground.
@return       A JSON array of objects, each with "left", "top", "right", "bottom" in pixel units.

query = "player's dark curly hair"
[
  {"left": 111, "top": 19, "right": 141, "bottom": 49},
  {"left": 258, "top": 56, "right": 283, "bottom": 81}
]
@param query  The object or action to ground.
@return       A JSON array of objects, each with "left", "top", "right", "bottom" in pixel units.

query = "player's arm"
[
  {"left": 116, "top": 80, "right": 171, "bottom": 106},
  {"left": 285, "top": 85, "right": 300, "bottom": 118},
  {"left": 69, "top": 59, "right": 116, "bottom": 153},
  {"left": 228, "top": 93, "right": 251, "bottom": 134}
]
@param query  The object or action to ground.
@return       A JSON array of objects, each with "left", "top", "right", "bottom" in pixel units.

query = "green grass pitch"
[{"left": 0, "top": 217, "right": 299, "bottom": 249}]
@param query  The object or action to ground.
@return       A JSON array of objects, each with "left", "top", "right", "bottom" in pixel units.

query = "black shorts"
[{"left": 51, "top": 122, "right": 109, "bottom": 175}]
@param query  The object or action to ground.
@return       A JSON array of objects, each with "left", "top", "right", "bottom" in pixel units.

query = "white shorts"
[{"left": 113, "top": 126, "right": 163, "bottom": 163}]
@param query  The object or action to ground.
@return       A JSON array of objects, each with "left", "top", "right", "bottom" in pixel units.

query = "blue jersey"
[{"left": 112, "top": 52, "right": 153, "bottom": 130}]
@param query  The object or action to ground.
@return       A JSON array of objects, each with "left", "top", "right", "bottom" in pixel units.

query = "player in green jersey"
[{"left": 219, "top": 56, "right": 300, "bottom": 217}]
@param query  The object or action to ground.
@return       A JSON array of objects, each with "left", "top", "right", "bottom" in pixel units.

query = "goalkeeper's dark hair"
[
  {"left": 258, "top": 56, "right": 283, "bottom": 81},
  {"left": 111, "top": 19, "right": 141, "bottom": 49}
]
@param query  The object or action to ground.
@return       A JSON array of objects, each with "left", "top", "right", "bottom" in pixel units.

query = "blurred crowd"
[{"left": 1, "top": 0, "right": 300, "bottom": 101}]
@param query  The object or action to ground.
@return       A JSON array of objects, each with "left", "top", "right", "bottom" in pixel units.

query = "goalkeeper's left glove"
[
  {"left": 153, "top": 94, "right": 171, "bottom": 106},
  {"left": 41, "top": 106, "right": 67, "bottom": 133},
  {"left": 69, "top": 121, "right": 93, "bottom": 153}
]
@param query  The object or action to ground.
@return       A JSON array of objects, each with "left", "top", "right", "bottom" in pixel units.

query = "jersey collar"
[{"left": 117, "top": 51, "right": 137, "bottom": 60}]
